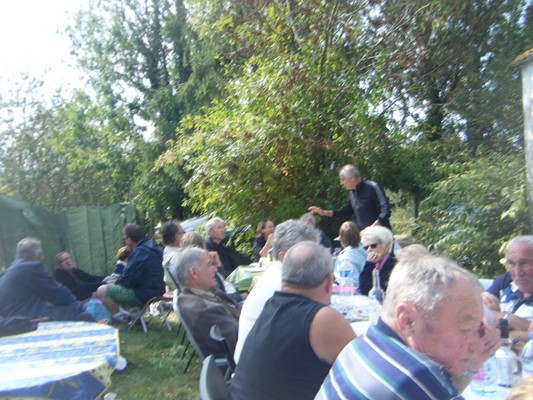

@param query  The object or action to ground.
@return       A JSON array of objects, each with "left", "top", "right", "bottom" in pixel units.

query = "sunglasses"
[{"left": 363, "top": 243, "right": 379, "bottom": 251}]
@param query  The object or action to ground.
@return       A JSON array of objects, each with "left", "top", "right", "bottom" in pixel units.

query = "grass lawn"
[{"left": 106, "top": 314, "right": 201, "bottom": 399}]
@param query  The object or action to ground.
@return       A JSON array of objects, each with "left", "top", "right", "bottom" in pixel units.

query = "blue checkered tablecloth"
[{"left": 0, "top": 321, "right": 119, "bottom": 399}]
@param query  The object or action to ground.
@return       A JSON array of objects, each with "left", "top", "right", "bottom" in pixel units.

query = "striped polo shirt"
[{"left": 319, "top": 318, "right": 463, "bottom": 400}]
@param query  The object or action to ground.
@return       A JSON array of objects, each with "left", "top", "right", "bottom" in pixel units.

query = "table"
[
  {"left": 0, "top": 321, "right": 119, "bottom": 399},
  {"left": 226, "top": 262, "right": 269, "bottom": 292}
]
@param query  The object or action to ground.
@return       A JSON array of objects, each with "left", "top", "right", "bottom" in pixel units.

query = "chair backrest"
[
  {"left": 164, "top": 258, "right": 182, "bottom": 295},
  {"left": 210, "top": 324, "right": 236, "bottom": 375},
  {"left": 200, "top": 355, "right": 229, "bottom": 400},
  {"left": 173, "top": 297, "right": 206, "bottom": 360}
]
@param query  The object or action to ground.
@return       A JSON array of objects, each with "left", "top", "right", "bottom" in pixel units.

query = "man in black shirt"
[{"left": 308, "top": 164, "right": 392, "bottom": 231}]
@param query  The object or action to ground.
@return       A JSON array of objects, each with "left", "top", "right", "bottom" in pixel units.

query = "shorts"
[{"left": 106, "top": 284, "right": 143, "bottom": 307}]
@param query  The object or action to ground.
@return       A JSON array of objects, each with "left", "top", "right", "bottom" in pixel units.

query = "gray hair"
[
  {"left": 339, "top": 164, "right": 361, "bottom": 179},
  {"left": 382, "top": 252, "right": 482, "bottom": 318},
  {"left": 173, "top": 247, "right": 208, "bottom": 288},
  {"left": 16, "top": 237, "right": 42, "bottom": 260},
  {"left": 299, "top": 212, "right": 316, "bottom": 226},
  {"left": 361, "top": 226, "right": 393, "bottom": 251},
  {"left": 271, "top": 219, "right": 320, "bottom": 260},
  {"left": 506, "top": 235, "right": 533, "bottom": 253},
  {"left": 282, "top": 241, "right": 332, "bottom": 288},
  {"left": 205, "top": 217, "right": 224, "bottom": 232}
]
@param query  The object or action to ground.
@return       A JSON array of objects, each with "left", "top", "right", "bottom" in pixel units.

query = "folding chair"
[
  {"left": 200, "top": 355, "right": 229, "bottom": 400},
  {"left": 127, "top": 296, "right": 172, "bottom": 333},
  {"left": 210, "top": 324, "right": 236, "bottom": 379}
]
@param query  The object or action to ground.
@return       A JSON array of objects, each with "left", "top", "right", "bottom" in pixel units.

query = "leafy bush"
[{"left": 416, "top": 152, "right": 529, "bottom": 277}]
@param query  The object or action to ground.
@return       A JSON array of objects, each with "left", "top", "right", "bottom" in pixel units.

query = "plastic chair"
[
  {"left": 210, "top": 324, "right": 236, "bottom": 379},
  {"left": 200, "top": 355, "right": 229, "bottom": 400}
]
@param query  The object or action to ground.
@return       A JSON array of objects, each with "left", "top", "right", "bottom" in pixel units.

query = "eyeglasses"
[{"left": 363, "top": 243, "right": 379, "bottom": 251}]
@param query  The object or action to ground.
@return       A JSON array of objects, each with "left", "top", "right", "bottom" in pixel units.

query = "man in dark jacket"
[
  {"left": 53, "top": 251, "right": 105, "bottom": 301},
  {"left": 96, "top": 224, "right": 164, "bottom": 320},
  {"left": 308, "top": 164, "right": 392, "bottom": 231},
  {"left": 0, "top": 237, "right": 92, "bottom": 321}
]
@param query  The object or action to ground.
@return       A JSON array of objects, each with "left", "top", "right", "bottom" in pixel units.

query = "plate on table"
[
  {"left": 241, "top": 263, "right": 268, "bottom": 273},
  {"left": 331, "top": 295, "right": 370, "bottom": 322}
]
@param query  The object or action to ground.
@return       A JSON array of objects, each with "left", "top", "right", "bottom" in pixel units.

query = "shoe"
[{"left": 111, "top": 310, "right": 131, "bottom": 324}]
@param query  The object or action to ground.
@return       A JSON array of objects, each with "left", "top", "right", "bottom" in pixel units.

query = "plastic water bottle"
[
  {"left": 338, "top": 260, "right": 354, "bottom": 296},
  {"left": 520, "top": 331, "right": 533, "bottom": 378},
  {"left": 469, "top": 355, "right": 498, "bottom": 396}
]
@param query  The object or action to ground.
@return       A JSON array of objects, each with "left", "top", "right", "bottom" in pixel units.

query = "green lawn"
[{"left": 106, "top": 314, "right": 201, "bottom": 400}]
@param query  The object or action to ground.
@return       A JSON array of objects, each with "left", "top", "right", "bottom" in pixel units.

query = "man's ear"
[
  {"left": 324, "top": 273, "right": 333, "bottom": 293},
  {"left": 396, "top": 302, "right": 417, "bottom": 333}
]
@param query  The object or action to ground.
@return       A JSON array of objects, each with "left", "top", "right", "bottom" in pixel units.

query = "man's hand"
[{"left": 481, "top": 292, "right": 501, "bottom": 312}]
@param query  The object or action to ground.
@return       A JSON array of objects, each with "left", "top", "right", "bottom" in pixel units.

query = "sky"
[{"left": 0, "top": 0, "right": 84, "bottom": 98}]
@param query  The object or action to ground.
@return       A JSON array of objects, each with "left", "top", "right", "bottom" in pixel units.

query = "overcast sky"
[{"left": 0, "top": 0, "right": 84, "bottom": 97}]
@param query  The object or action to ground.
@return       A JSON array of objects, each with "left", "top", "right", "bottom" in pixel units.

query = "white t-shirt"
[{"left": 234, "top": 261, "right": 282, "bottom": 363}]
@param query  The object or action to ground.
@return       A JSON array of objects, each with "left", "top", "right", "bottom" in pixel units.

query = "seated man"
[
  {"left": 319, "top": 246, "right": 500, "bottom": 400},
  {"left": 204, "top": 217, "right": 252, "bottom": 277},
  {"left": 234, "top": 219, "right": 320, "bottom": 362},
  {"left": 228, "top": 241, "right": 355, "bottom": 400},
  {"left": 96, "top": 223, "right": 165, "bottom": 321},
  {"left": 53, "top": 251, "right": 105, "bottom": 301},
  {"left": 0, "top": 237, "right": 92, "bottom": 322},
  {"left": 483, "top": 235, "right": 533, "bottom": 348},
  {"left": 161, "top": 220, "right": 185, "bottom": 291},
  {"left": 174, "top": 247, "right": 241, "bottom": 357}
]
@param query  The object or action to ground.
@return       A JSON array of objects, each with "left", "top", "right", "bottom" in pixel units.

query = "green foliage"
[{"left": 416, "top": 151, "right": 529, "bottom": 277}]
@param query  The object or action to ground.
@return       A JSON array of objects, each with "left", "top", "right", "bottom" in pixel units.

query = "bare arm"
[
  {"left": 308, "top": 206, "right": 333, "bottom": 217},
  {"left": 309, "top": 307, "right": 356, "bottom": 365}
]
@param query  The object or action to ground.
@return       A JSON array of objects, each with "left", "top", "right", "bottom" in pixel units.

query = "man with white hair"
[
  {"left": 205, "top": 217, "right": 251, "bottom": 277},
  {"left": 228, "top": 241, "right": 355, "bottom": 400},
  {"left": 175, "top": 247, "right": 241, "bottom": 357},
  {"left": 483, "top": 235, "right": 533, "bottom": 348},
  {"left": 308, "top": 164, "right": 391, "bottom": 231},
  {"left": 319, "top": 247, "right": 500, "bottom": 399},
  {"left": 234, "top": 219, "right": 321, "bottom": 362}
]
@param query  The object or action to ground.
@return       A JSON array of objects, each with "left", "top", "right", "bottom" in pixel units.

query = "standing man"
[
  {"left": 96, "top": 223, "right": 164, "bottom": 321},
  {"left": 308, "top": 164, "right": 392, "bottom": 231},
  {"left": 161, "top": 220, "right": 186, "bottom": 291},
  {"left": 0, "top": 238, "right": 91, "bottom": 321},
  {"left": 483, "top": 235, "right": 533, "bottom": 348}
]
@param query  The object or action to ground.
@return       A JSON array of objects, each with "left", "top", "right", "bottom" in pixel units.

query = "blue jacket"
[
  {"left": 0, "top": 258, "right": 76, "bottom": 319},
  {"left": 116, "top": 239, "right": 165, "bottom": 303}
]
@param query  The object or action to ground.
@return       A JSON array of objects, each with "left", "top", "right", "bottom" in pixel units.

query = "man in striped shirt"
[{"left": 318, "top": 246, "right": 500, "bottom": 400}]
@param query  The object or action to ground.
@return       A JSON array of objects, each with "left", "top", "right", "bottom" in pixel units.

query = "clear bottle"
[
  {"left": 495, "top": 318, "right": 520, "bottom": 387},
  {"left": 520, "top": 331, "right": 533, "bottom": 378},
  {"left": 469, "top": 354, "right": 498, "bottom": 396},
  {"left": 367, "top": 269, "right": 384, "bottom": 324},
  {"left": 338, "top": 260, "right": 354, "bottom": 296}
]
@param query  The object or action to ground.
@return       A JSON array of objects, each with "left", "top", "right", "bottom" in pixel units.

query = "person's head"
[
  {"left": 339, "top": 164, "right": 362, "bottom": 191},
  {"left": 256, "top": 220, "right": 275, "bottom": 239},
  {"left": 54, "top": 251, "right": 74, "bottom": 271},
  {"left": 360, "top": 226, "right": 393, "bottom": 261},
  {"left": 116, "top": 246, "right": 130, "bottom": 261},
  {"left": 505, "top": 235, "right": 533, "bottom": 296},
  {"left": 382, "top": 251, "right": 484, "bottom": 378},
  {"left": 180, "top": 231, "right": 207, "bottom": 249},
  {"left": 174, "top": 247, "right": 217, "bottom": 291},
  {"left": 338, "top": 221, "right": 361, "bottom": 249},
  {"left": 161, "top": 221, "right": 185, "bottom": 247},
  {"left": 299, "top": 212, "right": 316, "bottom": 227},
  {"left": 123, "top": 223, "right": 144, "bottom": 250},
  {"left": 271, "top": 219, "right": 321, "bottom": 261},
  {"left": 16, "top": 237, "right": 43, "bottom": 261},
  {"left": 206, "top": 217, "right": 226, "bottom": 243},
  {"left": 282, "top": 241, "right": 333, "bottom": 290}
]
